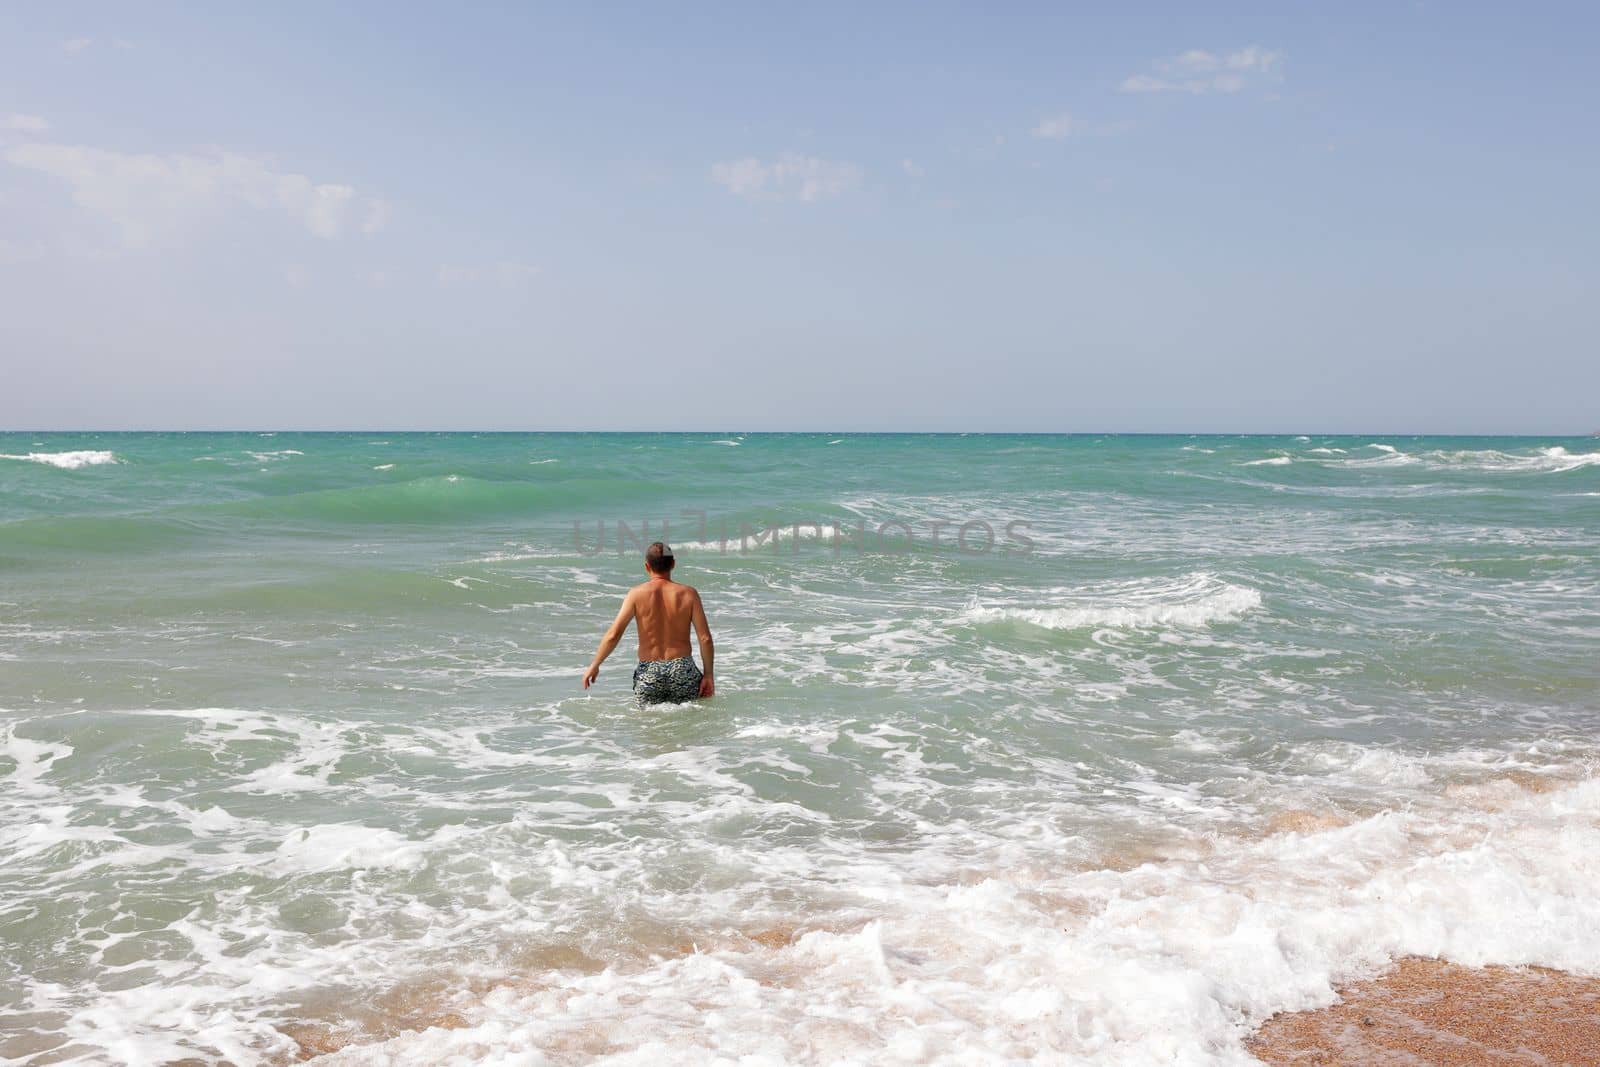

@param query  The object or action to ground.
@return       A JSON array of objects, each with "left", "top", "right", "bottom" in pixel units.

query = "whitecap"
[
  {"left": 1422, "top": 446, "right": 1600, "bottom": 474},
  {"left": 0, "top": 450, "right": 119, "bottom": 469},
  {"left": 958, "top": 573, "right": 1263, "bottom": 630},
  {"left": 674, "top": 522, "right": 851, "bottom": 553}
]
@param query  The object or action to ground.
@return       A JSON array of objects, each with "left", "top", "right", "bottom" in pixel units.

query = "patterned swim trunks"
[{"left": 631, "top": 656, "right": 703, "bottom": 706}]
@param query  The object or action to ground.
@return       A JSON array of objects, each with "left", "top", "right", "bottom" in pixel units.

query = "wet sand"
[{"left": 1248, "top": 957, "right": 1600, "bottom": 1065}]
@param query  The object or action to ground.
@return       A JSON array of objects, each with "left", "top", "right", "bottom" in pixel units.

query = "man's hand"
[
  {"left": 698, "top": 671, "right": 715, "bottom": 698},
  {"left": 582, "top": 664, "right": 599, "bottom": 689}
]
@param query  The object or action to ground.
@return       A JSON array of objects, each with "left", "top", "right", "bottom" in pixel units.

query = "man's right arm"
[
  {"left": 691, "top": 590, "right": 715, "bottom": 697},
  {"left": 583, "top": 591, "right": 635, "bottom": 690}
]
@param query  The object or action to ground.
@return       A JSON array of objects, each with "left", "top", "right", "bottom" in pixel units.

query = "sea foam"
[
  {"left": 960, "top": 572, "right": 1262, "bottom": 630},
  {"left": 311, "top": 772, "right": 1600, "bottom": 1067},
  {"left": 0, "top": 450, "right": 119, "bottom": 469}
]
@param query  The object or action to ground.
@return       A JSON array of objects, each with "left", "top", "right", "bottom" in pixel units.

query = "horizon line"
[{"left": 2, "top": 428, "right": 1597, "bottom": 438}]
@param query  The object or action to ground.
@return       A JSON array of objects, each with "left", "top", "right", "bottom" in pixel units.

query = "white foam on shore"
[
  {"left": 7, "top": 700, "right": 1599, "bottom": 1067},
  {"left": 311, "top": 772, "right": 1600, "bottom": 1067},
  {"left": 959, "top": 572, "right": 1262, "bottom": 630},
  {"left": 0, "top": 450, "right": 119, "bottom": 469}
]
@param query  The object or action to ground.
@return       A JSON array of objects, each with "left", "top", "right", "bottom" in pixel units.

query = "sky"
[{"left": 1, "top": 3, "right": 1596, "bottom": 432}]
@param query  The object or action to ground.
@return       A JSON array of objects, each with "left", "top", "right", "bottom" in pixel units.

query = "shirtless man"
[{"left": 582, "top": 542, "right": 715, "bottom": 705}]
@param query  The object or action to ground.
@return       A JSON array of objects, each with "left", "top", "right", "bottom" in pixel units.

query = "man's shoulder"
[{"left": 629, "top": 580, "right": 698, "bottom": 598}]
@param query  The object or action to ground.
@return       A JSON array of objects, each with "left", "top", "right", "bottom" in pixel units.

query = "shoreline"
[
  {"left": 287, "top": 953, "right": 1600, "bottom": 1063},
  {"left": 1248, "top": 956, "right": 1600, "bottom": 1065}
]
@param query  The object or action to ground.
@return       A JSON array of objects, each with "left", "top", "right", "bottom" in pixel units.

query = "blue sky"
[{"left": 2, "top": 3, "right": 1596, "bottom": 431}]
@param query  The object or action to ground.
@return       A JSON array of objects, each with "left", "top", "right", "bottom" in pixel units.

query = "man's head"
[{"left": 644, "top": 541, "right": 675, "bottom": 575}]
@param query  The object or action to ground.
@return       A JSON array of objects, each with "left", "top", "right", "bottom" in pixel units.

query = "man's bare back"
[
  {"left": 582, "top": 542, "right": 714, "bottom": 704},
  {"left": 628, "top": 578, "right": 704, "bottom": 662}
]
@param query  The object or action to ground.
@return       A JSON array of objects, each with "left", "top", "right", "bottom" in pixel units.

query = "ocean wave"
[
  {"left": 958, "top": 572, "right": 1263, "bottom": 630},
  {"left": 1242, "top": 455, "right": 1293, "bottom": 467},
  {"left": 0, "top": 474, "right": 661, "bottom": 555},
  {"left": 307, "top": 771, "right": 1600, "bottom": 1067},
  {"left": 673, "top": 522, "right": 851, "bottom": 553},
  {"left": 1420, "top": 446, "right": 1600, "bottom": 473},
  {"left": 1310, "top": 445, "right": 1600, "bottom": 474},
  {"left": 219, "top": 474, "right": 660, "bottom": 525},
  {"left": 0, "top": 449, "right": 119, "bottom": 469}
]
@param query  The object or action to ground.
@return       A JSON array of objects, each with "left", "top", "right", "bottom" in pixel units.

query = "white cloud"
[
  {"left": 62, "top": 38, "right": 93, "bottom": 54},
  {"left": 710, "top": 153, "right": 861, "bottom": 203},
  {"left": 296, "top": 180, "right": 354, "bottom": 239},
  {"left": 1029, "top": 112, "right": 1133, "bottom": 141},
  {"left": 361, "top": 198, "right": 390, "bottom": 235},
  {"left": 1119, "top": 46, "right": 1282, "bottom": 95},
  {"left": 1, "top": 113, "right": 49, "bottom": 133},
  {"left": 1, "top": 139, "right": 386, "bottom": 246},
  {"left": 436, "top": 261, "right": 539, "bottom": 287},
  {"left": 1031, "top": 112, "right": 1079, "bottom": 139}
]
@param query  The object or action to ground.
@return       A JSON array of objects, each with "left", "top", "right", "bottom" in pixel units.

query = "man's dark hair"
[{"left": 644, "top": 541, "right": 675, "bottom": 574}]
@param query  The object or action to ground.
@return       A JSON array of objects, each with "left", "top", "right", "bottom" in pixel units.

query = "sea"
[{"left": 1, "top": 432, "right": 1598, "bottom": 1065}]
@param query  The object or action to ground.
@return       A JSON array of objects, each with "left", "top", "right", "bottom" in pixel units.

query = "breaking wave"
[
  {"left": 958, "top": 572, "right": 1262, "bottom": 630},
  {"left": 0, "top": 450, "right": 120, "bottom": 470}
]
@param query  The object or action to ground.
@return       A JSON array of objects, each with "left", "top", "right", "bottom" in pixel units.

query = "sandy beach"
[{"left": 1249, "top": 957, "right": 1600, "bottom": 1065}]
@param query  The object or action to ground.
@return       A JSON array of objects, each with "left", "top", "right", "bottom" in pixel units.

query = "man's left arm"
[
  {"left": 691, "top": 589, "right": 714, "bottom": 697},
  {"left": 582, "top": 592, "right": 635, "bottom": 689}
]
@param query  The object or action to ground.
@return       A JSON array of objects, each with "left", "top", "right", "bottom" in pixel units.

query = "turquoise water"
[{"left": 2, "top": 432, "right": 1598, "bottom": 1065}]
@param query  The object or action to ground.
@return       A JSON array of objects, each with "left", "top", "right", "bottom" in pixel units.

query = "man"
[{"left": 582, "top": 542, "right": 715, "bottom": 705}]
